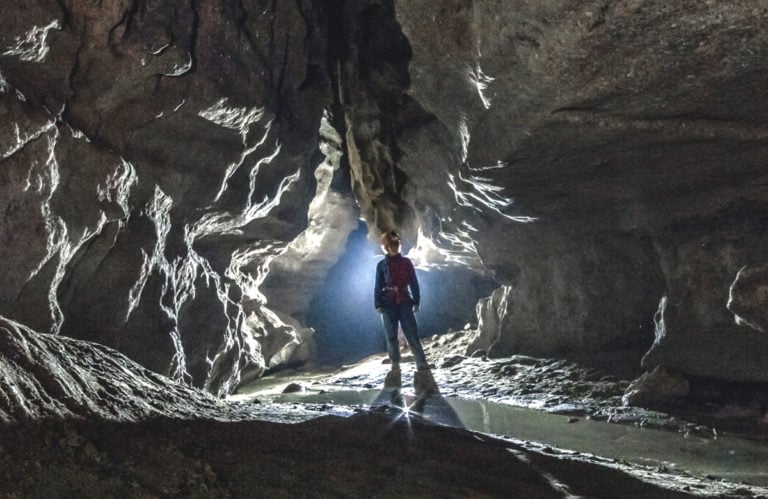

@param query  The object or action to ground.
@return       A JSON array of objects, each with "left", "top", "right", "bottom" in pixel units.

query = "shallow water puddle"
[{"left": 265, "top": 389, "right": 768, "bottom": 486}]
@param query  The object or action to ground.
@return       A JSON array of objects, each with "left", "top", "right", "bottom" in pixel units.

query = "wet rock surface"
[{"left": 316, "top": 330, "right": 768, "bottom": 440}]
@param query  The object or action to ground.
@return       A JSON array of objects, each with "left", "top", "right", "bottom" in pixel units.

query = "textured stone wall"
[
  {"left": 393, "top": 0, "right": 768, "bottom": 381},
  {"left": 0, "top": 0, "right": 332, "bottom": 395}
]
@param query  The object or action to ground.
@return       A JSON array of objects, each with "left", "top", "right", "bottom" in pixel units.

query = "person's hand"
[
  {"left": 376, "top": 307, "right": 383, "bottom": 314},
  {"left": 412, "top": 304, "right": 419, "bottom": 313}
]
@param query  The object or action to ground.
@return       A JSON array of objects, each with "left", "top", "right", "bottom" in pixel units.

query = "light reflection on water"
[{"left": 268, "top": 389, "right": 768, "bottom": 486}]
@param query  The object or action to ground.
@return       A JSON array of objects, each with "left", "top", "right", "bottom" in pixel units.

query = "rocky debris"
[
  {"left": 281, "top": 382, "right": 306, "bottom": 394},
  {"left": 326, "top": 331, "right": 632, "bottom": 415},
  {"left": 623, "top": 366, "right": 690, "bottom": 409},
  {"left": 320, "top": 330, "right": 768, "bottom": 440}
]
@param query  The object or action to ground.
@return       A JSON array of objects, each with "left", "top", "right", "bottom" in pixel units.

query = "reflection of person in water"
[{"left": 374, "top": 230, "right": 436, "bottom": 394}]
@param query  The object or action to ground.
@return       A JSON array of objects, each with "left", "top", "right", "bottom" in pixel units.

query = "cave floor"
[{"left": 231, "top": 330, "right": 768, "bottom": 497}]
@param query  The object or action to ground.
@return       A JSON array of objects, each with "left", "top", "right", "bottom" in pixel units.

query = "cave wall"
[
  {"left": 392, "top": 0, "right": 768, "bottom": 381},
  {"left": 0, "top": 0, "right": 333, "bottom": 395}
]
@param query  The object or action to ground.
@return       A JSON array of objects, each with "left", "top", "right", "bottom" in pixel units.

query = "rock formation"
[
  {"left": 2, "top": 0, "right": 768, "bottom": 399},
  {"left": 0, "top": 0, "right": 332, "bottom": 395},
  {"left": 393, "top": 1, "right": 768, "bottom": 382},
  {"left": 0, "top": 315, "right": 256, "bottom": 423}
]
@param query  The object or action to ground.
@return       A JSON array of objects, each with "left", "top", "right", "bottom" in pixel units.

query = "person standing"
[{"left": 374, "top": 230, "right": 436, "bottom": 395}]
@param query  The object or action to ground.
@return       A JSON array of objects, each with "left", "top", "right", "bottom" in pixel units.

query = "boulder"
[{"left": 622, "top": 366, "right": 690, "bottom": 409}]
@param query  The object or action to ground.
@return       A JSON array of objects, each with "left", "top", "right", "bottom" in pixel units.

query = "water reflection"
[
  {"left": 369, "top": 389, "right": 465, "bottom": 429},
  {"left": 270, "top": 389, "right": 768, "bottom": 486}
]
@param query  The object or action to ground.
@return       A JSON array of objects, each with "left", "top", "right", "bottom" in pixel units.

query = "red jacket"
[{"left": 374, "top": 254, "right": 420, "bottom": 308}]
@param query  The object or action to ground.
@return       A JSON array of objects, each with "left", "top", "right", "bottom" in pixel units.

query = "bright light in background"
[
  {"left": 308, "top": 221, "right": 496, "bottom": 367},
  {"left": 308, "top": 221, "right": 383, "bottom": 365}
]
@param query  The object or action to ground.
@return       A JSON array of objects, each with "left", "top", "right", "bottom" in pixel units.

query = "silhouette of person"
[{"left": 374, "top": 230, "right": 435, "bottom": 393}]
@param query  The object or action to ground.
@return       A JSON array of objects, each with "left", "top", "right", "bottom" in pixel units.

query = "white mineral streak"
[
  {"left": 199, "top": 98, "right": 268, "bottom": 203},
  {"left": 227, "top": 241, "right": 288, "bottom": 304},
  {"left": 162, "top": 52, "right": 193, "bottom": 77},
  {"left": 173, "top": 99, "right": 186, "bottom": 112},
  {"left": 125, "top": 186, "right": 196, "bottom": 382},
  {"left": 459, "top": 115, "right": 470, "bottom": 164},
  {"left": 727, "top": 267, "right": 767, "bottom": 333},
  {"left": 189, "top": 155, "right": 297, "bottom": 243},
  {"left": 199, "top": 98, "right": 264, "bottom": 138},
  {"left": 2, "top": 19, "right": 61, "bottom": 63},
  {"left": 406, "top": 224, "right": 484, "bottom": 271},
  {"left": 24, "top": 127, "right": 65, "bottom": 331},
  {"left": 468, "top": 61, "right": 495, "bottom": 110},
  {"left": 24, "top": 126, "right": 116, "bottom": 334},
  {"left": 448, "top": 169, "right": 537, "bottom": 223},
  {"left": 194, "top": 159, "right": 300, "bottom": 393},
  {"left": 128, "top": 126, "right": 299, "bottom": 389},
  {"left": 2, "top": 121, "right": 55, "bottom": 159},
  {"left": 66, "top": 125, "right": 90, "bottom": 141},
  {"left": 188, "top": 99, "right": 316, "bottom": 392},
  {"left": 97, "top": 159, "right": 138, "bottom": 217},
  {"left": 150, "top": 43, "right": 171, "bottom": 55},
  {"left": 191, "top": 245, "right": 247, "bottom": 393},
  {"left": 127, "top": 251, "right": 153, "bottom": 321},
  {"left": 49, "top": 214, "right": 110, "bottom": 335},
  {"left": 126, "top": 186, "right": 172, "bottom": 322},
  {"left": 468, "top": 160, "right": 510, "bottom": 172}
]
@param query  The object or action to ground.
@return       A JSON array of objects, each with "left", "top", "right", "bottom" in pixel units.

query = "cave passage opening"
[{"left": 306, "top": 221, "right": 496, "bottom": 368}]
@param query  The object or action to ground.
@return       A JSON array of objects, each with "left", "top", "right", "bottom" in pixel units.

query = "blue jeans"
[{"left": 381, "top": 303, "right": 427, "bottom": 367}]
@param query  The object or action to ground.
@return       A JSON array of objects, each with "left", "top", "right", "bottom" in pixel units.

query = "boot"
[
  {"left": 384, "top": 364, "right": 401, "bottom": 390},
  {"left": 414, "top": 366, "right": 440, "bottom": 397}
]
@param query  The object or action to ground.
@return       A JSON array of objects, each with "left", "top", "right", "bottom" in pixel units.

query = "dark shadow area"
[
  {"left": 0, "top": 411, "right": 704, "bottom": 498},
  {"left": 307, "top": 221, "right": 496, "bottom": 367}
]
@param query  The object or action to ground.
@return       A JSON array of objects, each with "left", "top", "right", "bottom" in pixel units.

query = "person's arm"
[
  {"left": 409, "top": 259, "right": 420, "bottom": 311},
  {"left": 374, "top": 260, "right": 384, "bottom": 311}
]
